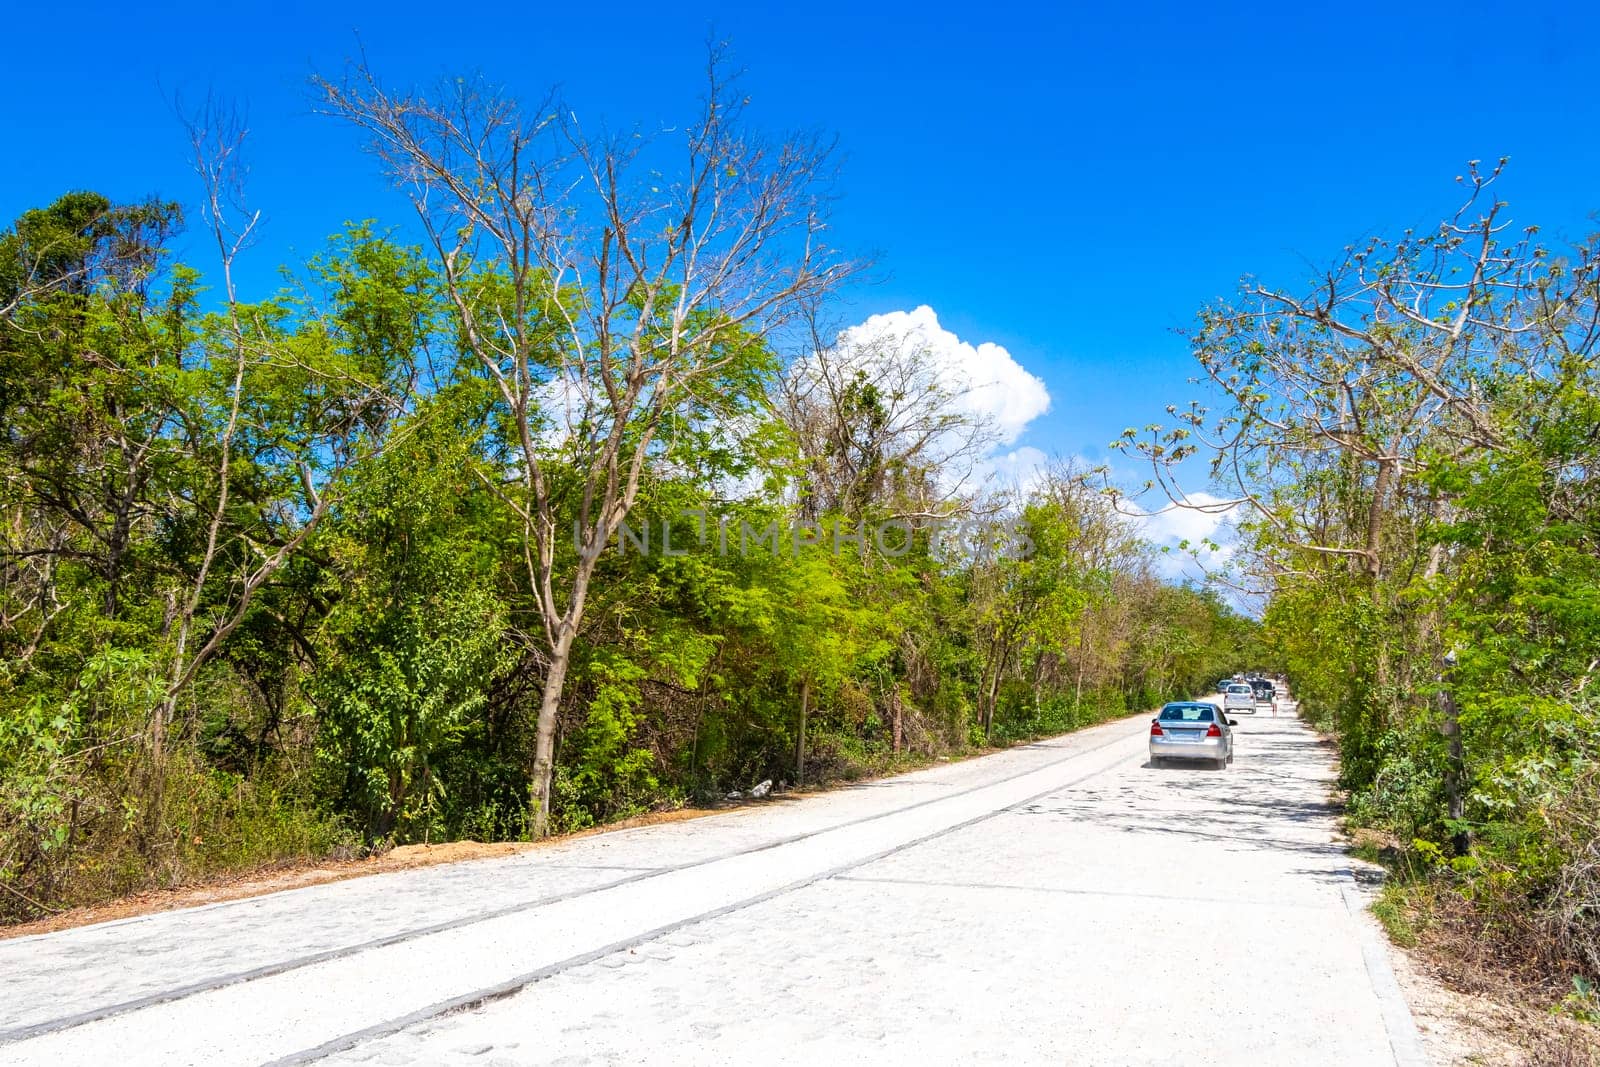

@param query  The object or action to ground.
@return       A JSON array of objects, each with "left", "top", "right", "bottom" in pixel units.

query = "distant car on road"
[
  {"left": 1249, "top": 678, "right": 1275, "bottom": 705},
  {"left": 1222, "top": 682, "right": 1257, "bottom": 715},
  {"left": 1150, "top": 702, "right": 1235, "bottom": 770}
]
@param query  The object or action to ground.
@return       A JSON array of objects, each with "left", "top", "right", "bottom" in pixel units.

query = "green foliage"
[
  {"left": 0, "top": 189, "right": 1256, "bottom": 922},
  {"left": 1155, "top": 180, "right": 1600, "bottom": 986},
  {"left": 1370, "top": 883, "right": 1420, "bottom": 949},
  {"left": 312, "top": 401, "right": 513, "bottom": 843},
  {"left": 1559, "top": 977, "right": 1600, "bottom": 1025}
]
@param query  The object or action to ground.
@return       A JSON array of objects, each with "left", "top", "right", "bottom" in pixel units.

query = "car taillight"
[
  {"left": 1206, "top": 723, "right": 1222, "bottom": 738},
  {"left": 1150, "top": 721, "right": 1163, "bottom": 736}
]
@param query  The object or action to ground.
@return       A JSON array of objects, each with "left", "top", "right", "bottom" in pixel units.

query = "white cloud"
[
  {"left": 977, "top": 446, "right": 1051, "bottom": 495},
  {"left": 834, "top": 306, "right": 1050, "bottom": 445},
  {"left": 1132, "top": 492, "right": 1240, "bottom": 581},
  {"left": 531, "top": 371, "right": 589, "bottom": 447},
  {"left": 1137, "top": 494, "right": 1233, "bottom": 545}
]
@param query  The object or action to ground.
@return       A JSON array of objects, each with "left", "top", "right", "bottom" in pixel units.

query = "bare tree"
[
  {"left": 779, "top": 311, "right": 1000, "bottom": 521},
  {"left": 315, "top": 49, "right": 860, "bottom": 835},
  {"left": 158, "top": 97, "right": 407, "bottom": 768},
  {"left": 1119, "top": 163, "right": 1600, "bottom": 848},
  {"left": 1118, "top": 162, "right": 1598, "bottom": 583}
]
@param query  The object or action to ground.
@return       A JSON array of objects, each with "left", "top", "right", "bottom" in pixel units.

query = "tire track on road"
[
  {"left": 269, "top": 729, "right": 1148, "bottom": 1066},
  {"left": 1, "top": 715, "right": 1148, "bottom": 1047}
]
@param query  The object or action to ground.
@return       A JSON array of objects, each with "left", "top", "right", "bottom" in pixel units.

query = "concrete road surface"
[{"left": 0, "top": 705, "right": 1427, "bottom": 1066}]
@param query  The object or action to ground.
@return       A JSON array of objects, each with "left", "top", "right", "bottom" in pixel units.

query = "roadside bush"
[
  {"left": 0, "top": 187, "right": 1258, "bottom": 923},
  {"left": 1540, "top": 764, "right": 1600, "bottom": 980},
  {"left": 1345, "top": 727, "right": 1446, "bottom": 842}
]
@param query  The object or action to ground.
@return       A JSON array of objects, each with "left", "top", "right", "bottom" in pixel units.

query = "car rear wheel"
[{"left": 1214, "top": 757, "right": 1228, "bottom": 770}]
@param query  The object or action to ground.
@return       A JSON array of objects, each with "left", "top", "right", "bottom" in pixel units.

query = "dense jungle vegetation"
[
  {"left": 0, "top": 74, "right": 1253, "bottom": 921},
  {"left": 1126, "top": 161, "right": 1600, "bottom": 1003}
]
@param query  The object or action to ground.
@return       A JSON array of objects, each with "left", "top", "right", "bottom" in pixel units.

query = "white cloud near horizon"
[
  {"left": 819, "top": 306, "right": 1054, "bottom": 501},
  {"left": 978, "top": 445, "right": 1051, "bottom": 495},
  {"left": 834, "top": 306, "right": 1051, "bottom": 445},
  {"left": 539, "top": 306, "right": 1058, "bottom": 505},
  {"left": 1132, "top": 492, "right": 1240, "bottom": 581}
]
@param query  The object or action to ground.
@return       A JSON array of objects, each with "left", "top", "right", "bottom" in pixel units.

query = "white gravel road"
[{"left": 0, "top": 704, "right": 1428, "bottom": 1066}]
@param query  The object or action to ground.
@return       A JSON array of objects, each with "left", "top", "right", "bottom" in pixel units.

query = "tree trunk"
[
  {"left": 1073, "top": 626, "right": 1088, "bottom": 717},
  {"left": 1439, "top": 669, "right": 1470, "bottom": 856},
  {"left": 796, "top": 678, "right": 810, "bottom": 787},
  {"left": 983, "top": 640, "right": 1011, "bottom": 741},
  {"left": 529, "top": 627, "right": 576, "bottom": 839},
  {"left": 1364, "top": 454, "right": 1397, "bottom": 579},
  {"left": 889, "top": 686, "right": 903, "bottom": 754},
  {"left": 977, "top": 639, "right": 994, "bottom": 739}
]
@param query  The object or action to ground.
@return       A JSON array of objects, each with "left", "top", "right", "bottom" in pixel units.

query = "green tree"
[{"left": 317, "top": 55, "right": 860, "bottom": 836}]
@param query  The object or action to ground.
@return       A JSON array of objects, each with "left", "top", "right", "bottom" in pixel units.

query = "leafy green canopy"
[{"left": 0, "top": 191, "right": 1253, "bottom": 919}]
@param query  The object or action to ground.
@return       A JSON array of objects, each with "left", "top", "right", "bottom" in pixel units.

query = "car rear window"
[
  {"left": 1159, "top": 705, "right": 1216, "bottom": 722},
  {"left": 1227, "top": 684, "right": 1252, "bottom": 694}
]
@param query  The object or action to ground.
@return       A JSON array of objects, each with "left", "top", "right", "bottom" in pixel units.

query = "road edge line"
[
  {"left": 1339, "top": 873, "right": 1431, "bottom": 1067},
  {"left": 261, "top": 737, "right": 1144, "bottom": 1066},
  {"left": 0, "top": 718, "right": 1151, "bottom": 1046}
]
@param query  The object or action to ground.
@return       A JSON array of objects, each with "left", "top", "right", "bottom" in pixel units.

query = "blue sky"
[{"left": 5, "top": 0, "right": 1598, "bottom": 486}]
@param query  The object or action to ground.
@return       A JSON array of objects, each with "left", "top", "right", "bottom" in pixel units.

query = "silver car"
[
  {"left": 1222, "top": 682, "right": 1257, "bottom": 715},
  {"left": 1149, "top": 702, "right": 1236, "bottom": 770}
]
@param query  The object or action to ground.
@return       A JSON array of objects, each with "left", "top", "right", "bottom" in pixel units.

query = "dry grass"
[
  {"left": 1, "top": 711, "right": 1152, "bottom": 941},
  {"left": 1333, "top": 750, "right": 1600, "bottom": 1064},
  {"left": 0, "top": 805, "right": 723, "bottom": 941},
  {"left": 1380, "top": 878, "right": 1600, "bottom": 1066}
]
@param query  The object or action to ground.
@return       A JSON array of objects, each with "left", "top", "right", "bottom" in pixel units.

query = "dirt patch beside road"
[
  {"left": 1390, "top": 942, "right": 1599, "bottom": 1066},
  {"left": 0, "top": 808, "right": 719, "bottom": 941},
  {"left": 0, "top": 726, "right": 1070, "bottom": 942}
]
